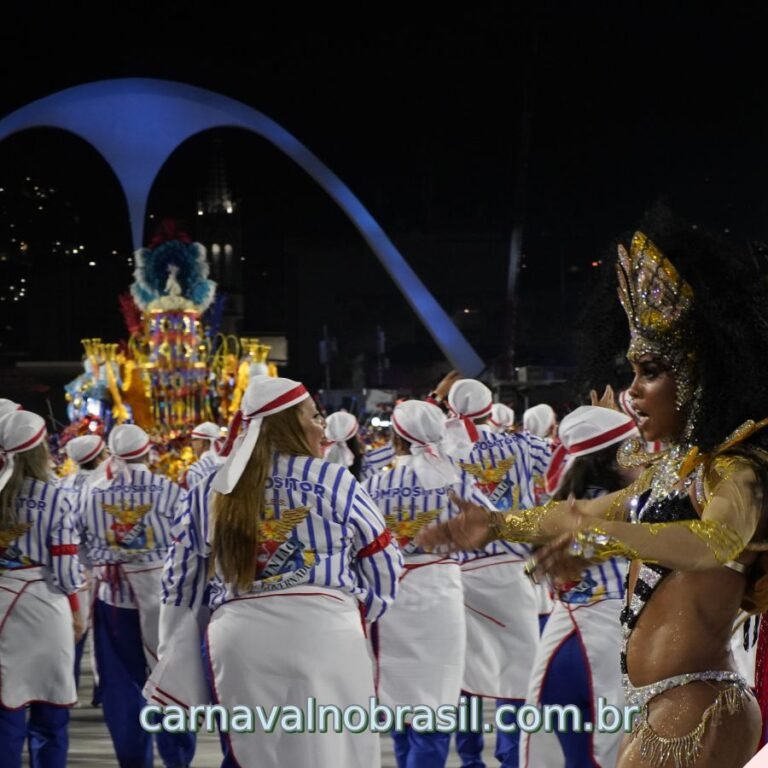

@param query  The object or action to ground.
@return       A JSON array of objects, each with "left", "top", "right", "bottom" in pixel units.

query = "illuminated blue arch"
[{"left": 0, "top": 79, "right": 483, "bottom": 374}]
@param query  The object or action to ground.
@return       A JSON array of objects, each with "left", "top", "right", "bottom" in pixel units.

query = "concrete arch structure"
[{"left": 0, "top": 79, "right": 483, "bottom": 374}]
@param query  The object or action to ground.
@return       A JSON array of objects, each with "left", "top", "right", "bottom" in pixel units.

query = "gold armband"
[
  {"left": 647, "top": 519, "right": 746, "bottom": 565},
  {"left": 489, "top": 500, "right": 557, "bottom": 543},
  {"left": 568, "top": 526, "right": 641, "bottom": 562}
]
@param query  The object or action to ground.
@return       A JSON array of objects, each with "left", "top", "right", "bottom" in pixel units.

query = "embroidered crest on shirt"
[
  {"left": 385, "top": 509, "right": 441, "bottom": 548},
  {"left": 0, "top": 522, "right": 33, "bottom": 569},
  {"left": 558, "top": 571, "right": 606, "bottom": 605},
  {"left": 103, "top": 501, "right": 154, "bottom": 551},
  {"left": 257, "top": 505, "right": 313, "bottom": 579},
  {"left": 459, "top": 457, "right": 519, "bottom": 510},
  {"left": 460, "top": 456, "right": 515, "bottom": 485}
]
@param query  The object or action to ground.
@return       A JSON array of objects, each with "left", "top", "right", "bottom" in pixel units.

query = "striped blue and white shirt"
[
  {"left": 167, "top": 454, "right": 403, "bottom": 623},
  {"left": 454, "top": 425, "right": 552, "bottom": 561},
  {"left": 77, "top": 466, "right": 181, "bottom": 607},
  {"left": 361, "top": 442, "right": 396, "bottom": 480},
  {"left": 364, "top": 456, "right": 495, "bottom": 560},
  {"left": 0, "top": 477, "right": 83, "bottom": 595},
  {"left": 59, "top": 468, "right": 97, "bottom": 494},
  {"left": 161, "top": 475, "right": 214, "bottom": 614},
  {"left": 184, "top": 451, "right": 222, "bottom": 490},
  {"left": 557, "top": 486, "right": 627, "bottom": 604},
  {"left": 158, "top": 475, "right": 215, "bottom": 653},
  {"left": 525, "top": 432, "right": 554, "bottom": 504}
]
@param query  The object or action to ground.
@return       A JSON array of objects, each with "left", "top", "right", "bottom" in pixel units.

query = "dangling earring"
[{"left": 681, "top": 385, "right": 702, "bottom": 443}]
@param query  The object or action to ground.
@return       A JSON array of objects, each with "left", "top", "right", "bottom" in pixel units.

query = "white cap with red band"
[
  {"left": 213, "top": 376, "right": 310, "bottom": 495},
  {"left": 324, "top": 412, "right": 359, "bottom": 468},
  {"left": 489, "top": 403, "right": 515, "bottom": 433},
  {"left": 0, "top": 411, "right": 47, "bottom": 493},
  {"left": 108, "top": 424, "right": 151, "bottom": 460},
  {"left": 545, "top": 406, "right": 639, "bottom": 494},
  {"left": 444, "top": 379, "right": 493, "bottom": 458},
  {"left": 523, "top": 403, "right": 557, "bottom": 438},
  {"left": 191, "top": 421, "right": 221, "bottom": 442},
  {"left": 392, "top": 400, "right": 459, "bottom": 490},
  {"left": 560, "top": 406, "right": 639, "bottom": 458},
  {"left": 0, "top": 399, "right": 22, "bottom": 419},
  {"left": 95, "top": 424, "right": 152, "bottom": 487},
  {"left": 66, "top": 434, "right": 106, "bottom": 465}
]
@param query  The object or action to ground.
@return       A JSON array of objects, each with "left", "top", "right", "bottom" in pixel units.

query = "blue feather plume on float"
[{"left": 130, "top": 222, "right": 217, "bottom": 311}]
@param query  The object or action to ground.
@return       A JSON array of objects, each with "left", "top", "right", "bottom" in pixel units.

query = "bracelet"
[
  {"left": 489, "top": 500, "right": 557, "bottom": 543},
  {"left": 488, "top": 510, "right": 506, "bottom": 541},
  {"left": 568, "top": 526, "right": 640, "bottom": 562}
]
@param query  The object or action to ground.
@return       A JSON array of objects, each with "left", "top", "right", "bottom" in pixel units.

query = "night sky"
[{"left": 1, "top": 8, "right": 766, "bottom": 409}]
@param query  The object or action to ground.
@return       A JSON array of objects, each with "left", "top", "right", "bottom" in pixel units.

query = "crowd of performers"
[{"left": 2, "top": 217, "right": 768, "bottom": 768}]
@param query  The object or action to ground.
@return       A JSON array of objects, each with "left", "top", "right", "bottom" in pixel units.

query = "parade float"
[{"left": 61, "top": 223, "right": 277, "bottom": 480}]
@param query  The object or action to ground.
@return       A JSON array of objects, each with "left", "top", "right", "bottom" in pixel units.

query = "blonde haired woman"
[
  {"left": 0, "top": 410, "right": 83, "bottom": 768},
  {"left": 203, "top": 376, "right": 402, "bottom": 768}
]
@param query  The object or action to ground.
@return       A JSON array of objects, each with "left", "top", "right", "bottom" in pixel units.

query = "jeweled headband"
[{"left": 616, "top": 232, "right": 696, "bottom": 408}]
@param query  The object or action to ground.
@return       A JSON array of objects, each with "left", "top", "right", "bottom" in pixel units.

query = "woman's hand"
[
  {"left": 531, "top": 534, "right": 592, "bottom": 585},
  {"left": 530, "top": 496, "right": 592, "bottom": 583},
  {"left": 433, "top": 370, "right": 462, "bottom": 401},
  {"left": 589, "top": 384, "right": 619, "bottom": 411},
  {"left": 416, "top": 491, "right": 495, "bottom": 552}
]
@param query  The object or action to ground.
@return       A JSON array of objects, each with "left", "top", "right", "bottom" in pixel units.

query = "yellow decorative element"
[
  {"left": 102, "top": 344, "right": 129, "bottom": 424},
  {"left": 81, "top": 337, "right": 103, "bottom": 380},
  {"left": 491, "top": 500, "right": 557, "bottom": 543},
  {"left": 647, "top": 519, "right": 746, "bottom": 564},
  {"left": 146, "top": 295, "right": 196, "bottom": 311},
  {"left": 702, "top": 455, "right": 752, "bottom": 504},
  {"left": 677, "top": 446, "right": 701, "bottom": 480},
  {"left": 102, "top": 501, "right": 153, "bottom": 525},
  {"left": 385, "top": 509, "right": 441, "bottom": 540},
  {"left": 616, "top": 436, "right": 665, "bottom": 470},
  {"left": 0, "top": 522, "right": 32, "bottom": 549},
  {"left": 302, "top": 549, "right": 317, "bottom": 568},
  {"left": 58, "top": 457, "right": 79, "bottom": 479},
  {"left": 616, "top": 232, "right": 697, "bottom": 405},
  {"left": 673, "top": 420, "right": 768, "bottom": 482},
  {"left": 231, "top": 360, "right": 251, "bottom": 414},
  {"left": 459, "top": 456, "right": 516, "bottom": 485},
  {"left": 241, "top": 338, "right": 272, "bottom": 365},
  {"left": 150, "top": 449, "right": 194, "bottom": 484},
  {"left": 719, "top": 418, "right": 768, "bottom": 452},
  {"left": 121, "top": 358, "right": 136, "bottom": 392},
  {"left": 259, "top": 506, "right": 311, "bottom": 542},
  {"left": 617, "top": 232, "right": 694, "bottom": 358}
]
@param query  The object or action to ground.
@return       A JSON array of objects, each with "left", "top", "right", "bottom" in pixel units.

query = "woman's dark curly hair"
[{"left": 576, "top": 207, "right": 768, "bottom": 452}]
